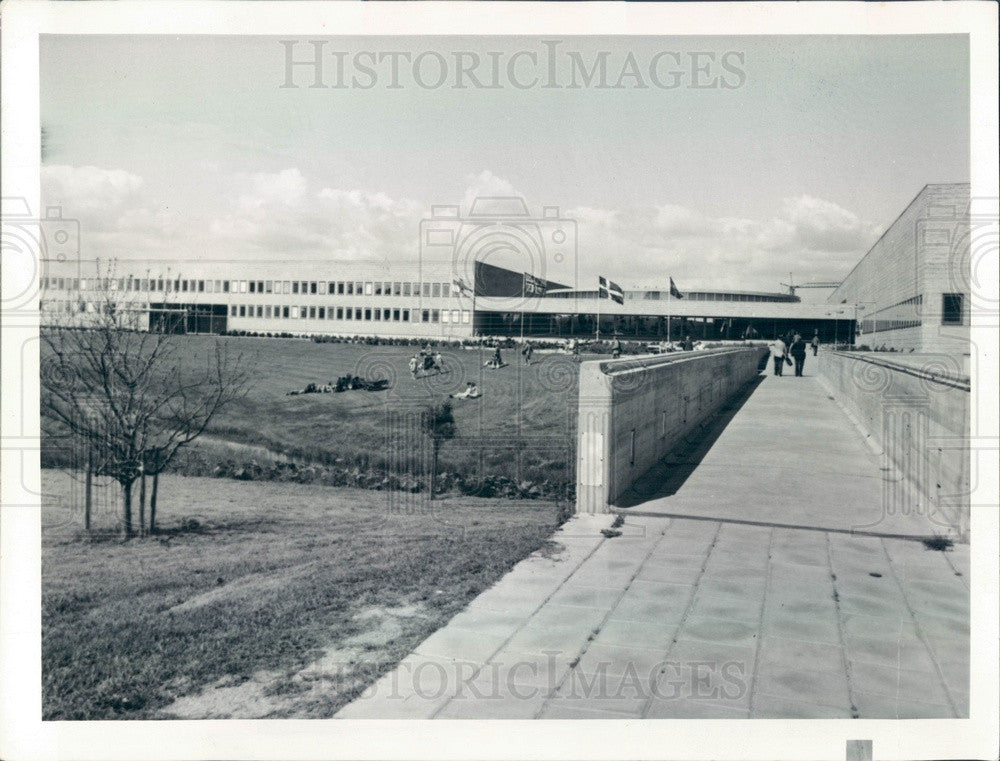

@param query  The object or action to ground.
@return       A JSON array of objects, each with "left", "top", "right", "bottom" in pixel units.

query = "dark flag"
[
  {"left": 669, "top": 277, "right": 684, "bottom": 299},
  {"left": 599, "top": 276, "right": 625, "bottom": 305}
]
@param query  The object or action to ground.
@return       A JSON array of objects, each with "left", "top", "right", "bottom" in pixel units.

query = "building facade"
[{"left": 828, "top": 183, "right": 971, "bottom": 354}]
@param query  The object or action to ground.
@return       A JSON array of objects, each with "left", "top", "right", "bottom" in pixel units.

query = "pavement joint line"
[
  {"left": 746, "top": 526, "right": 775, "bottom": 716},
  {"left": 637, "top": 521, "right": 724, "bottom": 720},
  {"left": 878, "top": 537, "right": 961, "bottom": 718},
  {"left": 941, "top": 550, "right": 970, "bottom": 592},
  {"left": 533, "top": 518, "right": 684, "bottom": 719},
  {"left": 427, "top": 517, "right": 614, "bottom": 719},
  {"left": 826, "top": 532, "right": 861, "bottom": 719},
  {"left": 610, "top": 509, "right": 954, "bottom": 543}
]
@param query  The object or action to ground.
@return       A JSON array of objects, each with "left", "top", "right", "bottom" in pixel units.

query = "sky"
[{"left": 40, "top": 34, "right": 969, "bottom": 292}]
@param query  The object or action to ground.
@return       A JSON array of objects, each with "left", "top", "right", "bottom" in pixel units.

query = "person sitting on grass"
[
  {"left": 449, "top": 381, "right": 482, "bottom": 400},
  {"left": 483, "top": 345, "right": 505, "bottom": 369}
]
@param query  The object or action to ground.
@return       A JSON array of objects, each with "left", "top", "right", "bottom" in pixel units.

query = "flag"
[
  {"left": 523, "top": 272, "right": 547, "bottom": 297},
  {"left": 453, "top": 278, "right": 471, "bottom": 295},
  {"left": 669, "top": 277, "right": 684, "bottom": 299},
  {"left": 598, "top": 276, "right": 624, "bottom": 305}
]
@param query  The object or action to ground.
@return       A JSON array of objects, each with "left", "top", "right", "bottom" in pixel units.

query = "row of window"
[
  {"left": 228, "top": 304, "right": 470, "bottom": 324},
  {"left": 40, "top": 277, "right": 454, "bottom": 298},
  {"left": 41, "top": 299, "right": 472, "bottom": 325},
  {"left": 859, "top": 294, "right": 923, "bottom": 335}
]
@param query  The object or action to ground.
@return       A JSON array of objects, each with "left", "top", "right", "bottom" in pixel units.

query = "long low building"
[
  {"left": 39, "top": 258, "right": 851, "bottom": 343},
  {"left": 827, "top": 183, "right": 971, "bottom": 354}
]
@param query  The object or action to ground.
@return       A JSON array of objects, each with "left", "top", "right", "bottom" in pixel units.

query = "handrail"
[{"left": 831, "top": 351, "right": 970, "bottom": 391}]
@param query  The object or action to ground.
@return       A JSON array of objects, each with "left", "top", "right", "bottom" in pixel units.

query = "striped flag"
[{"left": 598, "top": 276, "right": 624, "bottom": 305}]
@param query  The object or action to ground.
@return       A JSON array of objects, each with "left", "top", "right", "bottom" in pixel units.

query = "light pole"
[{"left": 826, "top": 309, "right": 845, "bottom": 346}]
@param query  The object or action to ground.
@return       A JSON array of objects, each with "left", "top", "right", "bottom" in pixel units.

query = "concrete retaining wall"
[
  {"left": 576, "top": 347, "right": 767, "bottom": 514},
  {"left": 817, "top": 351, "right": 970, "bottom": 539}
]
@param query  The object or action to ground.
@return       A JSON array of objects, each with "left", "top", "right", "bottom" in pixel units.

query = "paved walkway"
[{"left": 336, "top": 359, "right": 970, "bottom": 719}]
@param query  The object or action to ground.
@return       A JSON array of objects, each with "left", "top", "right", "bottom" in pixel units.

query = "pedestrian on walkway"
[
  {"left": 811, "top": 331, "right": 820, "bottom": 356},
  {"left": 789, "top": 333, "right": 807, "bottom": 376},
  {"left": 770, "top": 335, "right": 787, "bottom": 376}
]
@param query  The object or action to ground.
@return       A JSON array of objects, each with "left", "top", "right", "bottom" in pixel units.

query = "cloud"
[
  {"left": 780, "top": 194, "right": 877, "bottom": 253},
  {"left": 210, "top": 169, "right": 425, "bottom": 262},
  {"left": 41, "top": 164, "right": 144, "bottom": 221},
  {"left": 565, "top": 195, "right": 880, "bottom": 291},
  {"left": 238, "top": 168, "right": 307, "bottom": 210},
  {"left": 41, "top": 164, "right": 180, "bottom": 257},
  {"left": 460, "top": 170, "right": 522, "bottom": 212},
  {"left": 42, "top": 163, "right": 879, "bottom": 293}
]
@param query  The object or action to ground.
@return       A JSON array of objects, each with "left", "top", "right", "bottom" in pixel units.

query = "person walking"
[
  {"left": 770, "top": 335, "right": 787, "bottom": 376},
  {"left": 811, "top": 331, "right": 820, "bottom": 356},
  {"left": 611, "top": 338, "right": 622, "bottom": 359},
  {"left": 521, "top": 343, "right": 533, "bottom": 365},
  {"left": 789, "top": 333, "right": 807, "bottom": 376},
  {"left": 408, "top": 355, "right": 419, "bottom": 379}
]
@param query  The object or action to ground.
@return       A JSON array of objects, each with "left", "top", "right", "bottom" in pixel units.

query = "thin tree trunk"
[
  {"left": 139, "top": 470, "right": 147, "bottom": 538},
  {"left": 84, "top": 449, "right": 93, "bottom": 533},
  {"left": 149, "top": 471, "right": 159, "bottom": 535},
  {"left": 122, "top": 480, "right": 133, "bottom": 538},
  {"left": 429, "top": 441, "right": 438, "bottom": 501}
]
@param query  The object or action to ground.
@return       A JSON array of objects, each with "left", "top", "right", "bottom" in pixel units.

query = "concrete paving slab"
[
  {"left": 646, "top": 698, "right": 750, "bottom": 719},
  {"left": 843, "top": 634, "right": 938, "bottom": 674},
  {"left": 758, "top": 635, "right": 846, "bottom": 676},
  {"left": 847, "top": 661, "right": 953, "bottom": 706},
  {"left": 592, "top": 618, "right": 678, "bottom": 651},
  {"left": 751, "top": 692, "right": 853, "bottom": 719},
  {"left": 575, "top": 643, "right": 670, "bottom": 680},
  {"left": 850, "top": 690, "right": 954, "bottom": 719}
]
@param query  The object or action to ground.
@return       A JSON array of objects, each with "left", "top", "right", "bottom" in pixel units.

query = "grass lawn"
[
  {"left": 42, "top": 335, "right": 587, "bottom": 488},
  {"left": 41, "top": 470, "right": 568, "bottom": 720}
]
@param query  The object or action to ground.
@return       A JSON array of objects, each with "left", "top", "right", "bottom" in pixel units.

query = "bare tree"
[{"left": 41, "top": 265, "right": 254, "bottom": 537}]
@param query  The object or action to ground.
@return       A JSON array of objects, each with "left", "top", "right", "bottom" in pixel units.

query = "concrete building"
[{"left": 828, "top": 183, "right": 971, "bottom": 355}]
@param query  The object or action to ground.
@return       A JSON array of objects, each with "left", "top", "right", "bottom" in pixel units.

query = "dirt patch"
[
  {"left": 167, "top": 562, "right": 320, "bottom": 615},
  {"left": 156, "top": 602, "right": 431, "bottom": 719}
]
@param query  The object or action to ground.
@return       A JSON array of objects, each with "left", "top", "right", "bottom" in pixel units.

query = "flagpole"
[
  {"left": 596, "top": 281, "right": 601, "bottom": 343},
  {"left": 666, "top": 278, "right": 671, "bottom": 344}
]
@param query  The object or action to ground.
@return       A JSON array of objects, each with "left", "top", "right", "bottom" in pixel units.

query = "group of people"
[
  {"left": 286, "top": 374, "right": 390, "bottom": 395},
  {"left": 409, "top": 346, "right": 445, "bottom": 379},
  {"left": 770, "top": 330, "right": 820, "bottom": 377}
]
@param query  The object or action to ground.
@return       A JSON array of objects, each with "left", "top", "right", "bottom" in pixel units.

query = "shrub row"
[{"left": 174, "top": 457, "right": 574, "bottom": 501}]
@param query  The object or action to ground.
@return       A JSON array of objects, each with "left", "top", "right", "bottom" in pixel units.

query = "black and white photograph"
[{"left": 1, "top": 2, "right": 997, "bottom": 760}]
